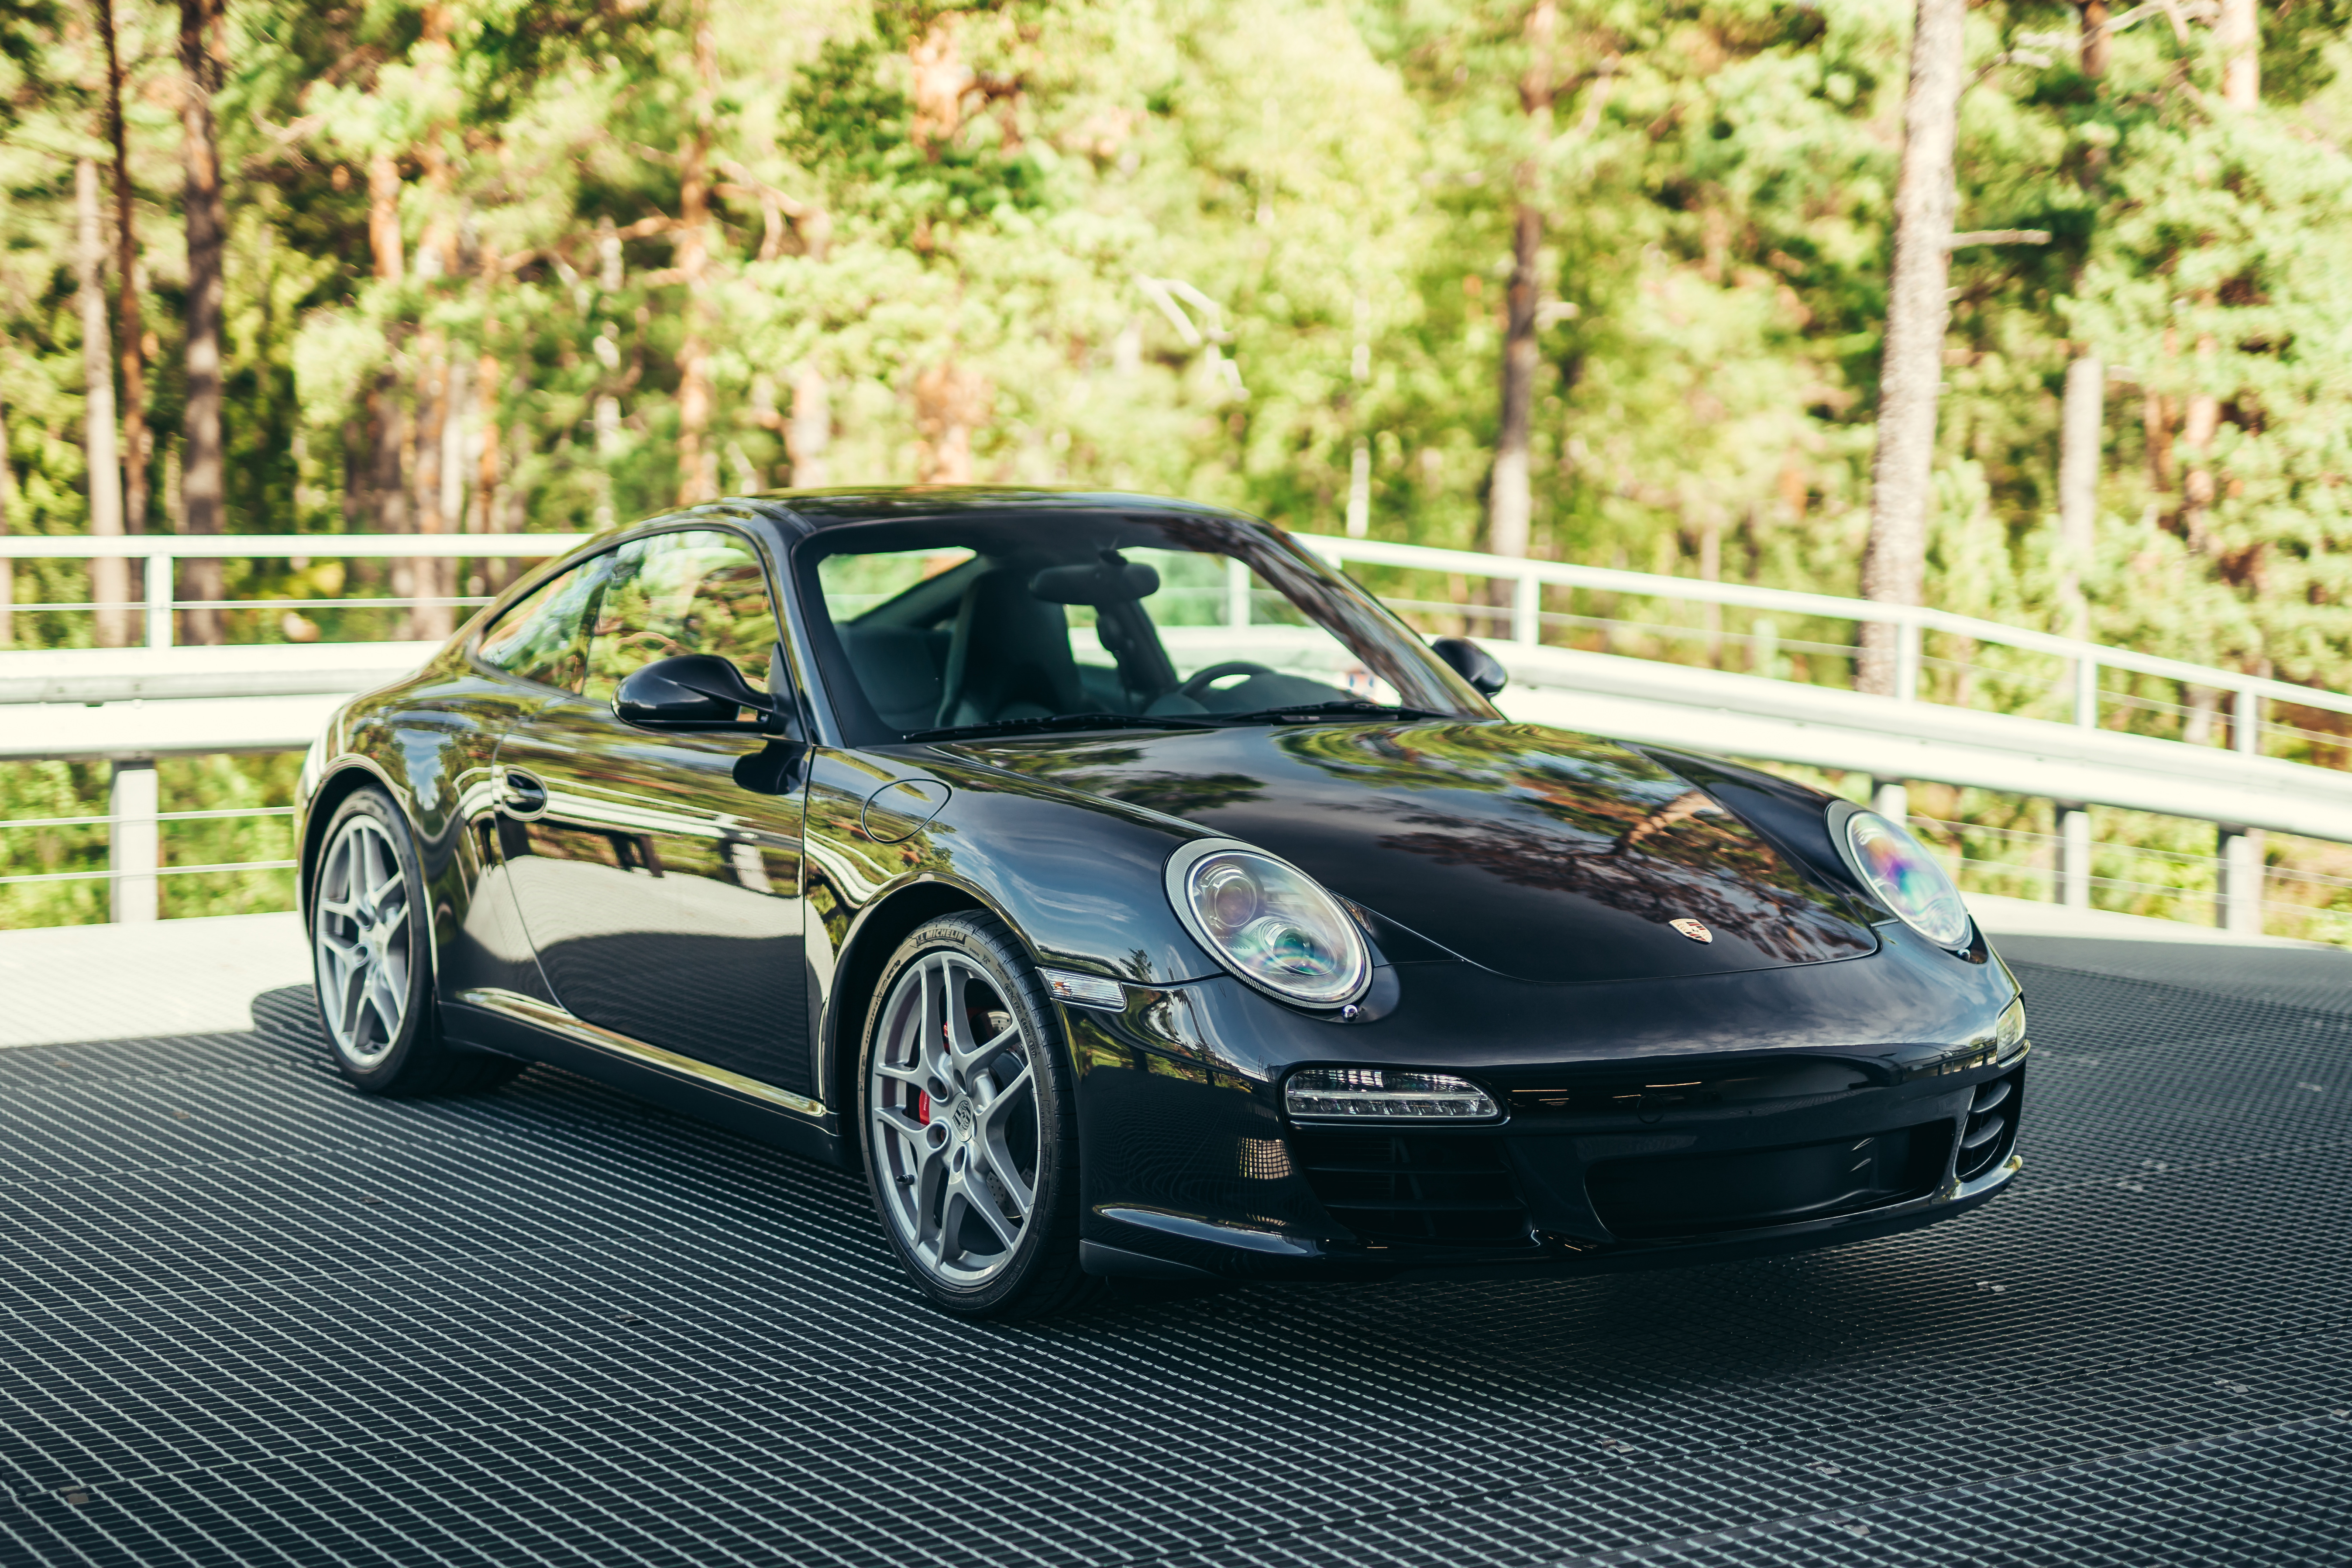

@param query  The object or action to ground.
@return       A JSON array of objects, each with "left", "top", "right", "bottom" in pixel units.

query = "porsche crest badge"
[{"left": 1669, "top": 918, "right": 1714, "bottom": 944}]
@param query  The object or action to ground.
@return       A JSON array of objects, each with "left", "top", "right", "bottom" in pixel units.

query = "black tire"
[
  {"left": 309, "top": 787, "right": 521, "bottom": 1097},
  {"left": 858, "top": 911, "right": 1100, "bottom": 1320}
]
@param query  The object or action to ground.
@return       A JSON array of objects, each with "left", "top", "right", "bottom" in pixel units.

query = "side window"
[
  {"left": 582, "top": 529, "right": 782, "bottom": 705},
  {"left": 475, "top": 555, "right": 613, "bottom": 691}
]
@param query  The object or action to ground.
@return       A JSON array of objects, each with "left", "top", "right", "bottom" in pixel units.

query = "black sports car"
[{"left": 296, "top": 488, "right": 2027, "bottom": 1318}]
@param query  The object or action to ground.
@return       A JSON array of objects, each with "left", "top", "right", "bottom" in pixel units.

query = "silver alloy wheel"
[
  {"left": 869, "top": 951, "right": 1041, "bottom": 1288},
  {"left": 313, "top": 814, "right": 413, "bottom": 1069}
]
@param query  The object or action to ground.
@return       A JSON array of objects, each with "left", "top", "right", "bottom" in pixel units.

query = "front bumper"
[{"left": 1069, "top": 969, "right": 2028, "bottom": 1283}]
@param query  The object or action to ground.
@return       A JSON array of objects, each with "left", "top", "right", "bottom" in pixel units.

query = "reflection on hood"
[{"left": 946, "top": 720, "right": 1876, "bottom": 985}]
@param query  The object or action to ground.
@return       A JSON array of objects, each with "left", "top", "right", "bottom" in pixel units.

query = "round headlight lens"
[
  {"left": 1171, "top": 845, "right": 1371, "bottom": 1008},
  {"left": 1839, "top": 808, "right": 1973, "bottom": 950}
]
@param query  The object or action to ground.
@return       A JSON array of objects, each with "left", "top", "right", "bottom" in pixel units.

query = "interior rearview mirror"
[
  {"left": 1430, "top": 636, "right": 1508, "bottom": 698},
  {"left": 615, "top": 653, "right": 781, "bottom": 731}
]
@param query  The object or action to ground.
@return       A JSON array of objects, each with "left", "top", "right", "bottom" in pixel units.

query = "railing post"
[
  {"left": 109, "top": 760, "right": 159, "bottom": 923},
  {"left": 145, "top": 552, "right": 173, "bottom": 648},
  {"left": 1893, "top": 615, "right": 1920, "bottom": 702},
  {"left": 1225, "top": 556, "right": 1250, "bottom": 629},
  {"left": 2232, "top": 688, "right": 2261, "bottom": 756},
  {"left": 1512, "top": 571, "right": 1539, "bottom": 647},
  {"left": 2058, "top": 806, "right": 2092, "bottom": 908},
  {"left": 2217, "top": 826, "right": 2264, "bottom": 934},
  {"left": 1872, "top": 779, "right": 1909, "bottom": 822},
  {"left": 2073, "top": 657, "right": 2098, "bottom": 729}
]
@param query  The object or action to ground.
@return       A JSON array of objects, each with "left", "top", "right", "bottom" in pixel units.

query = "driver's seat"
[{"left": 933, "top": 570, "right": 1086, "bottom": 727}]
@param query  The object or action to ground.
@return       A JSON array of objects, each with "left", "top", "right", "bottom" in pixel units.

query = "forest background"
[{"left": 3, "top": 0, "right": 2352, "bottom": 932}]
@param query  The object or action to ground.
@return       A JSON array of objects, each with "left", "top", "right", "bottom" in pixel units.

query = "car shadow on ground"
[{"left": 245, "top": 981, "right": 2004, "bottom": 1405}]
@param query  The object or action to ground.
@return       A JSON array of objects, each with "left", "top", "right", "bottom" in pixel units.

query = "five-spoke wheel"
[
  {"left": 314, "top": 811, "right": 413, "bottom": 1068},
  {"left": 869, "top": 949, "right": 1041, "bottom": 1286},
  {"left": 307, "top": 787, "right": 517, "bottom": 1097},
  {"left": 860, "top": 913, "right": 1094, "bottom": 1317}
]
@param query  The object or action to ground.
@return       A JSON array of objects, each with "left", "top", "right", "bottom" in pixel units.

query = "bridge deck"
[{"left": 0, "top": 923, "right": 2348, "bottom": 1566}]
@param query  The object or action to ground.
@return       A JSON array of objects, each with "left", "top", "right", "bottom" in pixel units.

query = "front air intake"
[
  {"left": 1293, "top": 1131, "right": 1530, "bottom": 1246},
  {"left": 1957, "top": 1068, "right": 2022, "bottom": 1182}
]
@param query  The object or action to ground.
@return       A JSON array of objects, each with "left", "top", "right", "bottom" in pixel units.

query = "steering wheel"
[{"left": 1174, "top": 661, "right": 1276, "bottom": 702}]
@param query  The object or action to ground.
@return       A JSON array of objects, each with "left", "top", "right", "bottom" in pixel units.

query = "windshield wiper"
[
  {"left": 903, "top": 712, "right": 1218, "bottom": 742},
  {"left": 1204, "top": 700, "right": 1452, "bottom": 725}
]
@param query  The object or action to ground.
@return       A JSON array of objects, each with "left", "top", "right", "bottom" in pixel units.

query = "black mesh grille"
[
  {"left": 1587, "top": 1119, "right": 1953, "bottom": 1239},
  {"left": 1293, "top": 1130, "right": 1530, "bottom": 1246},
  {"left": 1960, "top": 1065, "right": 2025, "bottom": 1181}
]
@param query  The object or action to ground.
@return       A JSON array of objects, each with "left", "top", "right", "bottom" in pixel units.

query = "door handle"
[{"left": 501, "top": 769, "right": 549, "bottom": 817}]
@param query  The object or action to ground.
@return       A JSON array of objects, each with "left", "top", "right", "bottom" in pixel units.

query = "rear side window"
[{"left": 476, "top": 555, "right": 613, "bottom": 691}]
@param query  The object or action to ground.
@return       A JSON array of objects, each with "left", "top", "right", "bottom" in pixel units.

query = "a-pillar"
[
  {"left": 2057, "top": 806, "right": 2092, "bottom": 909},
  {"left": 110, "top": 760, "right": 159, "bottom": 923},
  {"left": 2217, "top": 827, "right": 2264, "bottom": 935}
]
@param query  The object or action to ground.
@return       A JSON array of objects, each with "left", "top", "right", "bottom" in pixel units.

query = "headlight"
[
  {"left": 1830, "top": 804, "right": 1974, "bottom": 950},
  {"left": 1166, "top": 839, "right": 1372, "bottom": 1008}
]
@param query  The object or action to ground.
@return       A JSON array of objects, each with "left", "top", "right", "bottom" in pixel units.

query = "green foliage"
[{"left": 5, "top": 0, "right": 2352, "bottom": 931}]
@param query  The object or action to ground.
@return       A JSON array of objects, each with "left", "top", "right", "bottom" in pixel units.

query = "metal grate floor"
[{"left": 1, "top": 945, "right": 2348, "bottom": 1568}]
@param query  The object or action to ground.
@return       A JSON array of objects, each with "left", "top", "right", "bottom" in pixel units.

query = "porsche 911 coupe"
[{"left": 296, "top": 488, "right": 2027, "bottom": 1318}]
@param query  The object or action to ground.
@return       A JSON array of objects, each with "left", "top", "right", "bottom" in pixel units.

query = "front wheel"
[{"left": 860, "top": 912, "right": 1097, "bottom": 1319}]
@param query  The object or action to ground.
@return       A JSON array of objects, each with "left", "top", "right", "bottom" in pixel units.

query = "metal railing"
[
  {"left": 2, "top": 526, "right": 2344, "bottom": 936},
  {"left": 1291, "top": 534, "right": 2336, "bottom": 760},
  {"left": 0, "top": 532, "right": 581, "bottom": 649}
]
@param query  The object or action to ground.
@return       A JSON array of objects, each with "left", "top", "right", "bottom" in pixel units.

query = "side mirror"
[
  {"left": 615, "top": 653, "right": 779, "bottom": 731},
  {"left": 1430, "top": 636, "right": 1508, "bottom": 698}
]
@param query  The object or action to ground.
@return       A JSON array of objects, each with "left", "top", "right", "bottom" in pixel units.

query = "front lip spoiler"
[{"left": 1083, "top": 1153, "right": 2024, "bottom": 1281}]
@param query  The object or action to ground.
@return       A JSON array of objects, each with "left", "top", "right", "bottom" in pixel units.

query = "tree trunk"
[
  {"left": 2057, "top": 355, "right": 2101, "bottom": 640},
  {"left": 2056, "top": 1, "right": 2111, "bottom": 644},
  {"left": 2181, "top": 336, "right": 2220, "bottom": 549},
  {"left": 2184, "top": 0, "right": 2257, "bottom": 547},
  {"left": 1487, "top": 0, "right": 1555, "bottom": 579},
  {"left": 365, "top": 152, "right": 406, "bottom": 550},
  {"left": 2077, "top": 0, "right": 2110, "bottom": 79},
  {"left": 178, "top": 0, "right": 227, "bottom": 645},
  {"left": 100, "top": 0, "right": 147, "bottom": 538},
  {"left": 78, "top": 160, "right": 135, "bottom": 649},
  {"left": 1489, "top": 205, "right": 1540, "bottom": 564},
  {"left": 2218, "top": 0, "right": 2258, "bottom": 108},
  {"left": 409, "top": 350, "right": 454, "bottom": 641},
  {"left": 0, "top": 394, "right": 14, "bottom": 647},
  {"left": 368, "top": 153, "right": 404, "bottom": 286},
  {"left": 473, "top": 246, "right": 502, "bottom": 588},
  {"left": 674, "top": 8, "right": 719, "bottom": 505},
  {"left": 1856, "top": 0, "right": 1965, "bottom": 695},
  {"left": 915, "top": 364, "right": 988, "bottom": 483},
  {"left": 908, "top": 15, "right": 973, "bottom": 158},
  {"left": 475, "top": 351, "right": 501, "bottom": 536},
  {"left": 789, "top": 364, "right": 831, "bottom": 488}
]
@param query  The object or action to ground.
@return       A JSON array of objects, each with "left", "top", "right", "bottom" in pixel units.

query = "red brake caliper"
[{"left": 916, "top": 1090, "right": 931, "bottom": 1125}]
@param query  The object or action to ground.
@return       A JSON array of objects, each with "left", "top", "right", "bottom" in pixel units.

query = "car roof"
[{"left": 744, "top": 485, "right": 1259, "bottom": 536}]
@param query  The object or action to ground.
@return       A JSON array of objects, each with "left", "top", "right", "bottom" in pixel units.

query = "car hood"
[{"left": 939, "top": 720, "right": 1877, "bottom": 984}]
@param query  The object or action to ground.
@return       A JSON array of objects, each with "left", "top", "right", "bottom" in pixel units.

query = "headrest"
[{"left": 1028, "top": 555, "right": 1161, "bottom": 606}]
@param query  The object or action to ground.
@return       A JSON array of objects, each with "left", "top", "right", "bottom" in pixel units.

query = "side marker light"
[{"left": 1041, "top": 969, "right": 1125, "bottom": 1011}]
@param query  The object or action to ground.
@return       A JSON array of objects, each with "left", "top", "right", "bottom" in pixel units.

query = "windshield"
[{"left": 795, "top": 509, "right": 1494, "bottom": 744}]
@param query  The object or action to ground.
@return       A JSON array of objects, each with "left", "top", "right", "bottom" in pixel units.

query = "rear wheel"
[
  {"left": 310, "top": 787, "right": 518, "bottom": 1097},
  {"left": 860, "top": 912, "right": 1097, "bottom": 1319}
]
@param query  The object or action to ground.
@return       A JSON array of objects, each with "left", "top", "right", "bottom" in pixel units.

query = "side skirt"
[{"left": 445, "top": 987, "right": 846, "bottom": 1169}]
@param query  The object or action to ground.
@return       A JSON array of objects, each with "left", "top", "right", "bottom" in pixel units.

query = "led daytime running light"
[{"left": 1286, "top": 1068, "right": 1498, "bottom": 1121}]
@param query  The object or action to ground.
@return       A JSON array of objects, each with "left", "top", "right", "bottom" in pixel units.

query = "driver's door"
[{"left": 495, "top": 525, "right": 815, "bottom": 1102}]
